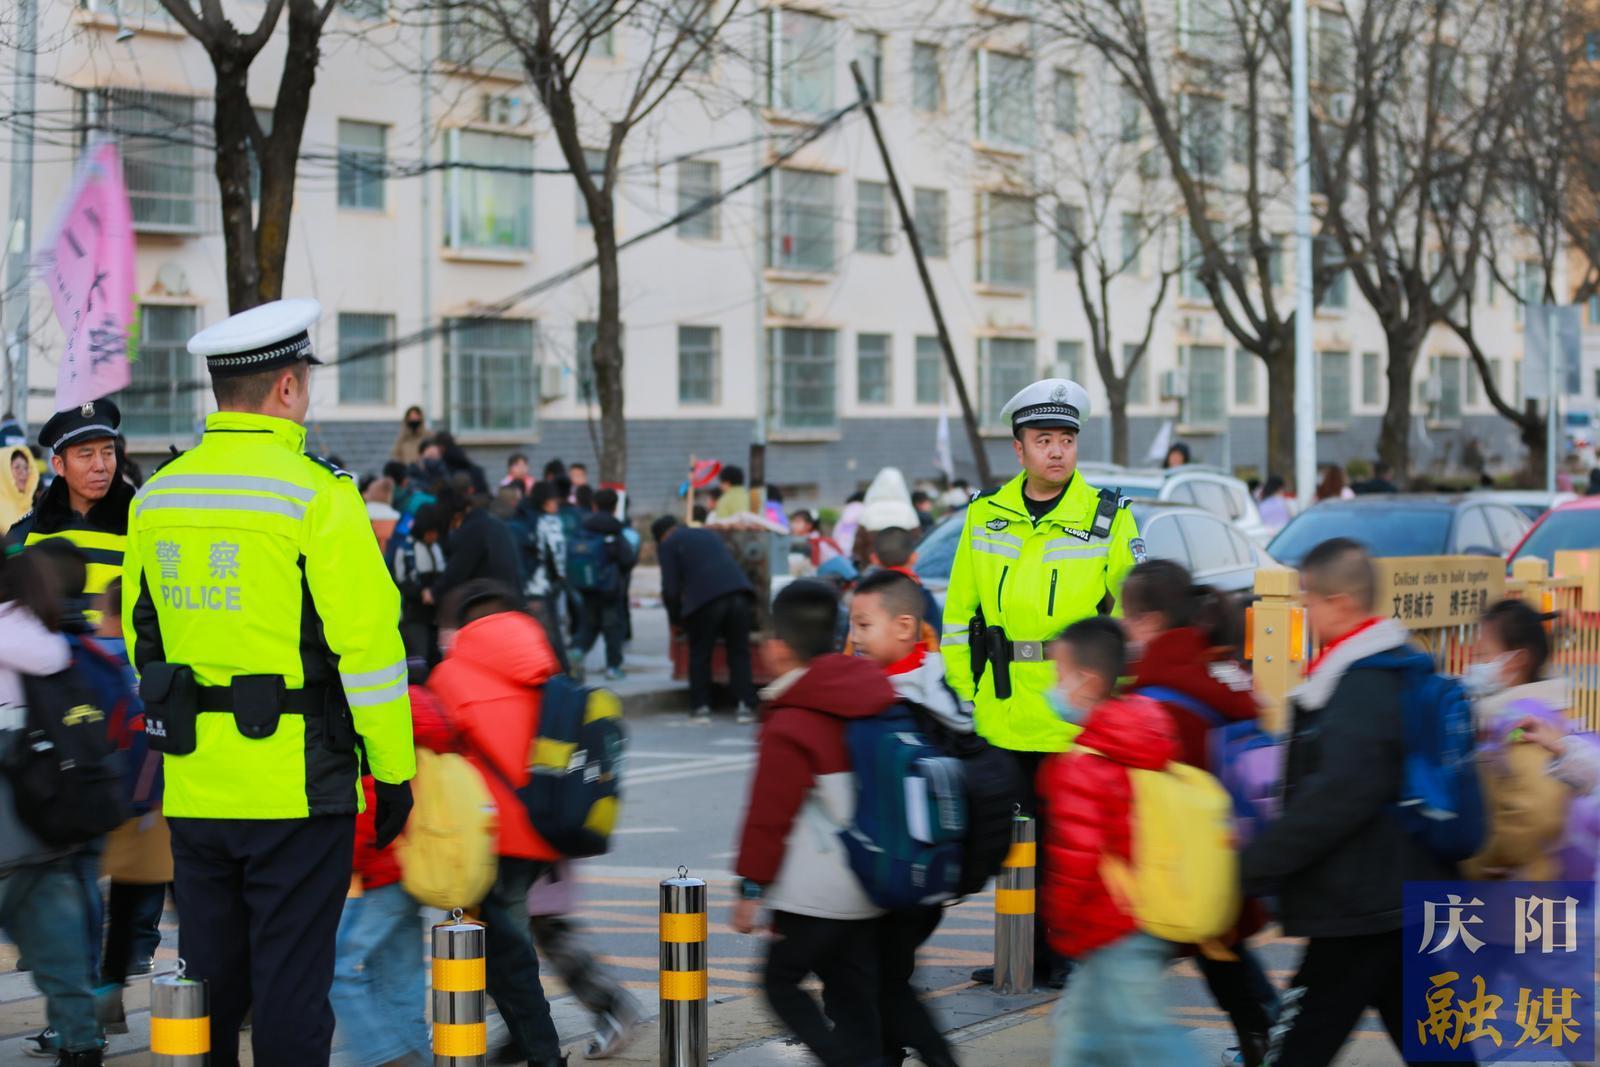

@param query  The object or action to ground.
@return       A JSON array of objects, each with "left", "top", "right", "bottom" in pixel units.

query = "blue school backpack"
[
  {"left": 840, "top": 704, "right": 967, "bottom": 909},
  {"left": 1134, "top": 686, "right": 1283, "bottom": 846},
  {"left": 567, "top": 528, "right": 620, "bottom": 594},
  {"left": 1350, "top": 647, "right": 1486, "bottom": 862}
]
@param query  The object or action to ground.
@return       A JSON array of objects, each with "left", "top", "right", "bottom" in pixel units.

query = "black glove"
[{"left": 372, "top": 780, "right": 415, "bottom": 850}]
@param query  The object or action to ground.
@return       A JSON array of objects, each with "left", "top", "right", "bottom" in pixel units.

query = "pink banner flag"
[{"left": 38, "top": 139, "right": 136, "bottom": 411}]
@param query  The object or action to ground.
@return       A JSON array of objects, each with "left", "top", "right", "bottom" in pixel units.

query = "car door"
[{"left": 1177, "top": 512, "right": 1250, "bottom": 584}]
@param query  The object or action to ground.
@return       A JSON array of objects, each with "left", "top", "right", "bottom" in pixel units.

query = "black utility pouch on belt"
[
  {"left": 323, "top": 689, "right": 358, "bottom": 753},
  {"left": 140, "top": 662, "right": 198, "bottom": 755},
  {"left": 231, "top": 675, "right": 286, "bottom": 740}
]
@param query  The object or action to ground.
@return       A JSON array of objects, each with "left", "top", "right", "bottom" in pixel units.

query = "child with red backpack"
[{"left": 1038, "top": 617, "right": 1199, "bottom": 1066}]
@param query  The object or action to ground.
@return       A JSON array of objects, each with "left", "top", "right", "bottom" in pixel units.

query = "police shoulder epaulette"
[
  {"left": 306, "top": 453, "right": 353, "bottom": 480},
  {"left": 971, "top": 485, "right": 1001, "bottom": 503}
]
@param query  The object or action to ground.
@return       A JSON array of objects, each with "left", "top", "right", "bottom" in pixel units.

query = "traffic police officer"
[
  {"left": 941, "top": 378, "right": 1143, "bottom": 985},
  {"left": 122, "top": 299, "right": 415, "bottom": 1066},
  {"left": 10, "top": 399, "right": 133, "bottom": 605}
]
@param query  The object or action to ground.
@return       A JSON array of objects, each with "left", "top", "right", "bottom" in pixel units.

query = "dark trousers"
[
  {"left": 1270, "top": 931, "right": 1461, "bottom": 1067},
  {"left": 170, "top": 815, "right": 355, "bottom": 1067},
  {"left": 684, "top": 592, "right": 757, "bottom": 711},
  {"left": 102, "top": 881, "right": 167, "bottom": 984},
  {"left": 765, "top": 911, "right": 882, "bottom": 1067},
  {"left": 1015, "top": 751, "right": 1060, "bottom": 977},
  {"left": 575, "top": 591, "right": 626, "bottom": 670},
  {"left": 483, "top": 858, "right": 562, "bottom": 1062},
  {"left": 1198, "top": 941, "right": 1276, "bottom": 1063},
  {"left": 878, "top": 907, "right": 955, "bottom": 1067}
]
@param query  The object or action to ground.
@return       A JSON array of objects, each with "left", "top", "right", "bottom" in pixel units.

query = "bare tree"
[
  {"left": 157, "top": 0, "right": 341, "bottom": 312},
  {"left": 419, "top": 0, "right": 741, "bottom": 484},
  {"left": 1028, "top": 0, "right": 1340, "bottom": 468}
]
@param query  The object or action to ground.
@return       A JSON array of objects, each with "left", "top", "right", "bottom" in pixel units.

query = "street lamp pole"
[
  {"left": 1291, "top": 0, "right": 1316, "bottom": 506},
  {"left": 4, "top": 0, "right": 37, "bottom": 422}
]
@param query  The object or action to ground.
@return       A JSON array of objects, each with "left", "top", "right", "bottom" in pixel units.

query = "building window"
[
  {"left": 857, "top": 333, "right": 891, "bottom": 403},
  {"left": 1268, "top": 233, "right": 1287, "bottom": 288},
  {"left": 1233, "top": 349, "right": 1256, "bottom": 406},
  {"left": 1119, "top": 213, "right": 1142, "bottom": 272},
  {"left": 1466, "top": 356, "right": 1480, "bottom": 407},
  {"left": 1180, "top": 93, "right": 1225, "bottom": 179},
  {"left": 768, "top": 9, "right": 835, "bottom": 116},
  {"left": 914, "top": 187, "right": 947, "bottom": 258},
  {"left": 767, "top": 168, "right": 835, "bottom": 272},
  {"left": 84, "top": 89, "right": 200, "bottom": 231},
  {"left": 119, "top": 305, "right": 196, "bottom": 436},
  {"left": 856, "top": 180, "right": 892, "bottom": 253},
  {"left": 1269, "top": 113, "right": 1289, "bottom": 170},
  {"left": 576, "top": 147, "right": 606, "bottom": 228},
  {"left": 912, "top": 42, "right": 942, "bottom": 112},
  {"left": 981, "top": 338, "right": 1036, "bottom": 426},
  {"left": 1230, "top": 105, "right": 1250, "bottom": 165},
  {"left": 1588, "top": 294, "right": 1600, "bottom": 325},
  {"left": 1184, "top": 345, "right": 1226, "bottom": 427},
  {"left": 1118, "top": 84, "right": 1142, "bottom": 142},
  {"left": 1179, "top": 221, "right": 1207, "bottom": 300},
  {"left": 1315, "top": 237, "right": 1347, "bottom": 309},
  {"left": 1515, "top": 261, "right": 1545, "bottom": 324},
  {"left": 915, "top": 335, "right": 944, "bottom": 405},
  {"left": 1055, "top": 340, "right": 1083, "bottom": 384},
  {"left": 337, "top": 120, "right": 386, "bottom": 210},
  {"left": 343, "top": 0, "right": 385, "bottom": 19},
  {"left": 1179, "top": 0, "right": 1229, "bottom": 51},
  {"left": 980, "top": 193, "right": 1036, "bottom": 288},
  {"left": 1054, "top": 202, "right": 1082, "bottom": 272},
  {"left": 771, "top": 327, "right": 838, "bottom": 430},
  {"left": 446, "top": 130, "right": 533, "bottom": 251},
  {"left": 1362, "top": 350, "right": 1382, "bottom": 407},
  {"left": 441, "top": 12, "right": 520, "bottom": 72},
  {"left": 1317, "top": 349, "right": 1351, "bottom": 426},
  {"left": 677, "top": 159, "right": 719, "bottom": 239},
  {"left": 449, "top": 318, "right": 536, "bottom": 432},
  {"left": 1123, "top": 344, "right": 1149, "bottom": 406},
  {"left": 574, "top": 321, "right": 607, "bottom": 404},
  {"left": 1488, "top": 358, "right": 1503, "bottom": 403},
  {"left": 337, "top": 313, "right": 394, "bottom": 405},
  {"left": 1053, "top": 70, "right": 1079, "bottom": 133},
  {"left": 1428, "top": 355, "right": 1463, "bottom": 423},
  {"left": 976, "top": 51, "right": 1033, "bottom": 149},
  {"left": 677, "top": 325, "right": 719, "bottom": 405},
  {"left": 854, "top": 30, "right": 884, "bottom": 100}
]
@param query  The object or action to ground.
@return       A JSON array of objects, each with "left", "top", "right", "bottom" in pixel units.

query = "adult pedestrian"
[
  {"left": 1256, "top": 475, "right": 1295, "bottom": 532},
  {"left": 502, "top": 453, "right": 534, "bottom": 494},
  {"left": 570, "top": 487, "right": 635, "bottom": 682},
  {"left": 121, "top": 299, "right": 416, "bottom": 1066},
  {"left": 429, "top": 488, "right": 521, "bottom": 609},
  {"left": 941, "top": 377, "right": 1142, "bottom": 989},
  {"left": 389, "top": 406, "right": 429, "bottom": 465},
  {"left": 9, "top": 400, "right": 134, "bottom": 609},
  {"left": 2, "top": 444, "right": 40, "bottom": 535},
  {"left": 1163, "top": 441, "right": 1191, "bottom": 469},
  {"left": 1350, "top": 460, "right": 1398, "bottom": 495},
  {"left": 652, "top": 515, "right": 759, "bottom": 724},
  {"left": 1240, "top": 538, "right": 1457, "bottom": 1067},
  {"left": 520, "top": 482, "right": 568, "bottom": 635},
  {"left": 1315, "top": 464, "right": 1354, "bottom": 502}
]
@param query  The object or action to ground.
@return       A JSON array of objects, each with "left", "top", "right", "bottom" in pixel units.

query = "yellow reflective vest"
[
  {"left": 940, "top": 471, "right": 1142, "bottom": 754},
  {"left": 122, "top": 411, "right": 416, "bottom": 819},
  {"left": 16, "top": 472, "right": 136, "bottom": 622}
]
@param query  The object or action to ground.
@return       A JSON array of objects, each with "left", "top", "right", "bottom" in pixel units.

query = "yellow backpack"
[
  {"left": 395, "top": 748, "right": 499, "bottom": 910},
  {"left": 1098, "top": 758, "right": 1240, "bottom": 945}
]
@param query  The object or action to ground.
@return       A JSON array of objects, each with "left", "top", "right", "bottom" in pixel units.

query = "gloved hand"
[{"left": 373, "top": 780, "right": 415, "bottom": 850}]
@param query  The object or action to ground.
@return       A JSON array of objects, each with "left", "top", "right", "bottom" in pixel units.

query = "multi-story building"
[{"left": 2, "top": 0, "right": 1543, "bottom": 508}]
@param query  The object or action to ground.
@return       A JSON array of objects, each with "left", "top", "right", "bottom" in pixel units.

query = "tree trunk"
[
  {"left": 1518, "top": 402, "right": 1547, "bottom": 488},
  {"left": 212, "top": 62, "right": 262, "bottom": 313},
  {"left": 1263, "top": 343, "right": 1296, "bottom": 484},
  {"left": 1379, "top": 333, "right": 1419, "bottom": 487},
  {"left": 591, "top": 209, "right": 627, "bottom": 485},
  {"left": 1106, "top": 379, "right": 1131, "bottom": 466},
  {"left": 252, "top": 1, "right": 323, "bottom": 308}
]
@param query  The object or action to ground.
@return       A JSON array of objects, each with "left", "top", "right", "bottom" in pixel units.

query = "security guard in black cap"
[{"left": 10, "top": 398, "right": 134, "bottom": 602}]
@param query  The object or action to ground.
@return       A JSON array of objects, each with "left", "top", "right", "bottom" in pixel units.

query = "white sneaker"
[
  {"left": 689, "top": 706, "right": 712, "bottom": 725},
  {"left": 735, "top": 705, "right": 755, "bottom": 725}
]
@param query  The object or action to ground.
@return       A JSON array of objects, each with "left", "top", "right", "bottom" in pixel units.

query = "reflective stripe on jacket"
[
  {"left": 940, "top": 470, "right": 1140, "bottom": 754},
  {"left": 122, "top": 411, "right": 416, "bottom": 819}
]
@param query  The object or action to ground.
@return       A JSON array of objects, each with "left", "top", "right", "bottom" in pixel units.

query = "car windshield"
[
  {"left": 1267, "top": 506, "right": 1454, "bottom": 567},
  {"left": 1511, "top": 511, "right": 1600, "bottom": 563}
]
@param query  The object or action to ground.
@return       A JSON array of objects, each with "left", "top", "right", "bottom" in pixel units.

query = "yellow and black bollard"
[
  {"left": 432, "top": 911, "right": 488, "bottom": 1066},
  {"left": 993, "top": 813, "right": 1036, "bottom": 994},
  {"left": 150, "top": 962, "right": 209, "bottom": 1065},
  {"left": 660, "top": 866, "right": 708, "bottom": 1067}
]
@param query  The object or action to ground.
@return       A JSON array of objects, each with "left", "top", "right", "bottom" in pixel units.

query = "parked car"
[
  {"left": 1467, "top": 489, "right": 1578, "bottom": 522},
  {"left": 1077, "top": 463, "right": 1274, "bottom": 547},
  {"left": 913, "top": 500, "right": 1272, "bottom": 607},
  {"left": 1266, "top": 495, "right": 1533, "bottom": 568},
  {"left": 1508, "top": 496, "right": 1600, "bottom": 566}
]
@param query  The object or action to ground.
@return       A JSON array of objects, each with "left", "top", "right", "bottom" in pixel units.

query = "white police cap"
[
  {"left": 1001, "top": 378, "right": 1090, "bottom": 433},
  {"left": 188, "top": 298, "right": 324, "bottom": 379}
]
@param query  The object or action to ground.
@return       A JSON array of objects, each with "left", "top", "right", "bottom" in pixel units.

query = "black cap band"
[
  {"left": 1014, "top": 402, "right": 1080, "bottom": 425},
  {"left": 206, "top": 331, "right": 317, "bottom": 379}
]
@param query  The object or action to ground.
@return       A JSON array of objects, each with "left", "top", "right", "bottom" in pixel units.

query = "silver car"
[{"left": 1077, "top": 463, "right": 1275, "bottom": 548}]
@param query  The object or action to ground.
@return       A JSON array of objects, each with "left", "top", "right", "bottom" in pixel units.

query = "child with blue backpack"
[{"left": 731, "top": 579, "right": 896, "bottom": 1067}]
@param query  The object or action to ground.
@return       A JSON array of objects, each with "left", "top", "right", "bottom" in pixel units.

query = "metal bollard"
[
  {"left": 150, "top": 962, "right": 209, "bottom": 1066},
  {"left": 432, "top": 911, "right": 488, "bottom": 1067},
  {"left": 993, "top": 813, "right": 1036, "bottom": 994},
  {"left": 660, "top": 866, "right": 708, "bottom": 1067}
]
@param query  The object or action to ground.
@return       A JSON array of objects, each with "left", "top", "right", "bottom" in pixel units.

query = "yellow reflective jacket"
[
  {"left": 940, "top": 471, "right": 1142, "bottom": 754},
  {"left": 122, "top": 411, "right": 416, "bottom": 819}
]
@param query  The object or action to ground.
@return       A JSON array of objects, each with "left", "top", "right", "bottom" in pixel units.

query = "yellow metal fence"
[{"left": 1247, "top": 551, "right": 1600, "bottom": 732}]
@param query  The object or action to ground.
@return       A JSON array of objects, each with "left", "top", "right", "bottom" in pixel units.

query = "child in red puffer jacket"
[
  {"left": 1037, "top": 618, "right": 1197, "bottom": 1067},
  {"left": 330, "top": 683, "right": 453, "bottom": 1067}
]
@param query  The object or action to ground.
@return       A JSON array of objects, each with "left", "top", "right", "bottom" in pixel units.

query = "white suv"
[{"left": 1078, "top": 463, "right": 1274, "bottom": 548}]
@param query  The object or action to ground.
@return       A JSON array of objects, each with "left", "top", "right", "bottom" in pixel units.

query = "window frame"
[
  {"left": 856, "top": 332, "right": 892, "bottom": 405},
  {"left": 676, "top": 159, "right": 720, "bottom": 240},
  {"left": 336, "top": 311, "right": 396, "bottom": 406},
  {"left": 336, "top": 119, "right": 387, "bottom": 212},
  {"left": 677, "top": 324, "right": 721, "bottom": 406},
  {"left": 447, "top": 317, "right": 538, "bottom": 434}
]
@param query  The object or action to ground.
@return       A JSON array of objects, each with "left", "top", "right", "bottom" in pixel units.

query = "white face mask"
[{"left": 1463, "top": 654, "right": 1513, "bottom": 698}]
